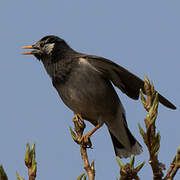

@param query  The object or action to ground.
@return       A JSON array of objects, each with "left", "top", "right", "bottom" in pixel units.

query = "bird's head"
[{"left": 22, "top": 35, "right": 70, "bottom": 60}]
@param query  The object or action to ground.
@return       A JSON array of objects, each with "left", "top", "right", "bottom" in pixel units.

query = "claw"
[
  {"left": 73, "top": 114, "right": 86, "bottom": 129},
  {"left": 71, "top": 114, "right": 102, "bottom": 148},
  {"left": 72, "top": 134, "right": 92, "bottom": 148},
  {"left": 80, "top": 135, "right": 92, "bottom": 148}
]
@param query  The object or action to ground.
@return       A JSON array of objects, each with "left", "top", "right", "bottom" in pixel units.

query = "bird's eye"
[{"left": 40, "top": 42, "right": 45, "bottom": 47}]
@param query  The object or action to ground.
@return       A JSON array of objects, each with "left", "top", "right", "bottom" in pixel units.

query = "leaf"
[
  {"left": 135, "top": 161, "right": 145, "bottom": 172},
  {"left": 151, "top": 80, "right": 156, "bottom": 96},
  {"left": 140, "top": 89, "right": 146, "bottom": 106},
  {"left": 176, "top": 145, "right": 180, "bottom": 165},
  {"left": 25, "top": 142, "right": 30, "bottom": 164},
  {"left": 138, "top": 123, "right": 145, "bottom": 140},
  {"left": 76, "top": 173, "right": 85, "bottom": 180},
  {"left": 144, "top": 74, "right": 150, "bottom": 84},
  {"left": 130, "top": 156, "right": 135, "bottom": 168},
  {"left": 69, "top": 126, "right": 77, "bottom": 141},
  {"left": 16, "top": 171, "right": 24, "bottom": 180},
  {"left": 0, "top": 165, "right": 8, "bottom": 180},
  {"left": 116, "top": 157, "right": 124, "bottom": 168},
  {"left": 147, "top": 113, "right": 158, "bottom": 131}
]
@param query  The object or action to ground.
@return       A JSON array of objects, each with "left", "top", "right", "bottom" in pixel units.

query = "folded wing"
[{"left": 79, "top": 54, "right": 176, "bottom": 110}]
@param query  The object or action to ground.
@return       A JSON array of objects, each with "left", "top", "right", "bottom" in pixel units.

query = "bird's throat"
[{"left": 42, "top": 57, "right": 74, "bottom": 84}]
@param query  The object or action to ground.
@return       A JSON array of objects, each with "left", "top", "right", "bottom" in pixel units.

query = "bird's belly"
[{"left": 56, "top": 70, "right": 120, "bottom": 121}]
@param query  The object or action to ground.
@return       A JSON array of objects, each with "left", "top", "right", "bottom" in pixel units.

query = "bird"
[{"left": 22, "top": 35, "right": 176, "bottom": 158}]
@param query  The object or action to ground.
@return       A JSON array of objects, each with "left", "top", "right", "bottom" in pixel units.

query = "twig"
[
  {"left": 81, "top": 148, "right": 95, "bottom": 180},
  {"left": 164, "top": 157, "right": 176, "bottom": 180},
  {"left": 0, "top": 165, "right": 8, "bottom": 180},
  {"left": 16, "top": 143, "right": 37, "bottom": 180},
  {"left": 24, "top": 143, "right": 37, "bottom": 180},
  {"left": 116, "top": 156, "right": 145, "bottom": 180},
  {"left": 139, "top": 76, "right": 180, "bottom": 180},
  {"left": 16, "top": 172, "right": 25, "bottom": 180},
  {"left": 164, "top": 145, "right": 180, "bottom": 180},
  {"left": 70, "top": 114, "right": 95, "bottom": 180},
  {"left": 139, "top": 76, "right": 164, "bottom": 180}
]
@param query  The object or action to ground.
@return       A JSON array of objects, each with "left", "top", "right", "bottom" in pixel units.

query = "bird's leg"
[
  {"left": 72, "top": 114, "right": 103, "bottom": 148},
  {"left": 72, "top": 113, "right": 83, "bottom": 122},
  {"left": 72, "top": 113, "right": 91, "bottom": 147},
  {"left": 70, "top": 114, "right": 96, "bottom": 179},
  {"left": 83, "top": 122, "right": 103, "bottom": 140},
  {"left": 72, "top": 113, "right": 86, "bottom": 130},
  {"left": 78, "top": 122, "right": 103, "bottom": 148}
]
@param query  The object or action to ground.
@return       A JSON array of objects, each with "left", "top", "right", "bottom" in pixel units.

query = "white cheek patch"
[{"left": 45, "top": 43, "right": 55, "bottom": 54}]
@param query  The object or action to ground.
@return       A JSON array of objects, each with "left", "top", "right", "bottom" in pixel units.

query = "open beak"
[{"left": 22, "top": 45, "right": 34, "bottom": 55}]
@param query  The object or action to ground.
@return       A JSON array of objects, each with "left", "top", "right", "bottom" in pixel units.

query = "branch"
[
  {"left": 139, "top": 75, "right": 164, "bottom": 180},
  {"left": 16, "top": 142, "right": 37, "bottom": 180},
  {"left": 70, "top": 114, "right": 95, "bottom": 180},
  {"left": 0, "top": 165, "right": 8, "bottom": 180},
  {"left": 116, "top": 156, "right": 145, "bottom": 180},
  {"left": 164, "top": 145, "right": 180, "bottom": 180},
  {"left": 24, "top": 143, "right": 37, "bottom": 180}
]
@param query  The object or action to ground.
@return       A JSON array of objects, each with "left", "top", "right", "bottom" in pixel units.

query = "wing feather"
[{"left": 77, "top": 54, "right": 176, "bottom": 110}]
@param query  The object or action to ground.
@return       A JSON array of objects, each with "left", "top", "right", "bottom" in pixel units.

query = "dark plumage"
[{"left": 22, "top": 35, "right": 176, "bottom": 158}]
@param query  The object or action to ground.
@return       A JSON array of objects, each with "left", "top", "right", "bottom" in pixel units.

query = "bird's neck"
[{"left": 42, "top": 49, "right": 77, "bottom": 83}]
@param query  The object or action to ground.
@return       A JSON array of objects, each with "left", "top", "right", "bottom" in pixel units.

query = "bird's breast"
[{"left": 53, "top": 59, "right": 120, "bottom": 119}]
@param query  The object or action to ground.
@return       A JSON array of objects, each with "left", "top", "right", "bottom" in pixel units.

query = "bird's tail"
[
  {"left": 109, "top": 128, "right": 142, "bottom": 158},
  {"left": 106, "top": 109, "right": 142, "bottom": 158}
]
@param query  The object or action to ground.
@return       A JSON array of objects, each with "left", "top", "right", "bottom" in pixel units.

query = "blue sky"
[{"left": 0, "top": 0, "right": 179, "bottom": 179}]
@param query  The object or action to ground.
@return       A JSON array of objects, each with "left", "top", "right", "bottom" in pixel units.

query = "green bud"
[
  {"left": 116, "top": 157, "right": 124, "bottom": 168},
  {"left": 135, "top": 161, "right": 145, "bottom": 172},
  {"left": 138, "top": 123, "right": 145, "bottom": 140},
  {"left": 76, "top": 173, "right": 85, "bottom": 180},
  {"left": 140, "top": 89, "right": 146, "bottom": 106},
  {"left": 69, "top": 126, "right": 77, "bottom": 141},
  {"left": 16, "top": 171, "right": 24, "bottom": 180},
  {"left": 0, "top": 165, "right": 8, "bottom": 180},
  {"left": 130, "top": 156, "right": 135, "bottom": 168}
]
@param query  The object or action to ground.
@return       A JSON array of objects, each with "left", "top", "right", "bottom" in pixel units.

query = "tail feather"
[
  {"left": 106, "top": 107, "right": 142, "bottom": 158},
  {"left": 109, "top": 131, "right": 142, "bottom": 158},
  {"left": 104, "top": 102, "right": 142, "bottom": 158}
]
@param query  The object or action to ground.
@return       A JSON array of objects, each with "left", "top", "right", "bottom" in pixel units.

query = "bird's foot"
[
  {"left": 71, "top": 114, "right": 103, "bottom": 148},
  {"left": 71, "top": 113, "right": 91, "bottom": 148},
  {"left": 78, "top": 134, "right": 92, "bottom": 148},
  {"left": 71, "top": 131, "right": 92, "bottom": 148},
  {"left": 72, "top": 113, "right": 86, "bottom": 129}
]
